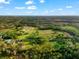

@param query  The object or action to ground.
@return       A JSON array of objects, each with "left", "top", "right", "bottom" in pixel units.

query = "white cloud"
[
  {"left": 66, "top": 6, "right": 72, "bottom": 8},
  {"left": 39, "top": 0, "right": 45, "bottom": 3},
  {"left": 27, "top": 6, "right": 36, "bottom": 10},
  {"left": 25, "top": 0, "right": 33, "bottom": 5},
  {"left": 43, "top": 10, "right": 55, "bottom": 15},
  {"left": 15, "top": 7, "right": 26, "bottom": 9},
  {"left": 0, "top": 0, "right": 10, "bottom": 4},
  {"left": 58, "top": 8, "right": 63, "bottom": 11}
]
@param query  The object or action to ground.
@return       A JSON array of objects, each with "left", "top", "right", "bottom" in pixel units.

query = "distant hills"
[{"left": 0, "top": 16, "right": 79, "bottom": 29}]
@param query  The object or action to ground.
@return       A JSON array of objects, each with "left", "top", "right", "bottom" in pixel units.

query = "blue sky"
[{"left": 0, "top": 0, "right": 79, "bottom": 16}]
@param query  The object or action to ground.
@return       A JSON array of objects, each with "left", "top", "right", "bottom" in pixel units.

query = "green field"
[{"left": 0, "top": 16, "right": 79, "bottom": 59}]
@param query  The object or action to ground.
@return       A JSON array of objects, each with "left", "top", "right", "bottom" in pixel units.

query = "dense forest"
[{"left": 0, "top": 16, "right": 79, "bottom": 59}]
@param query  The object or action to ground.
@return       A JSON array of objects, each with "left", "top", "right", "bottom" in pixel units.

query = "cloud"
[
  {"left": 27, "top": 5, "right": 37, "bottom": 10},
  {"left": 0, "top": 0, "right": 10, "bottom": 4},
  {"left": 66, "top": 6, "right": 72, "bottom": 8},
  {"left": 25, "top": 0, "right": 33, "bottom": 5},
  {"left": 15, "top": 7, "right": 26, "bottom": 9},
  {"left": 39, "top": 0, "right": 45, "bottom": 3},
  {"left": 58, "top": 8, "right": 63, "bottom": 11}
]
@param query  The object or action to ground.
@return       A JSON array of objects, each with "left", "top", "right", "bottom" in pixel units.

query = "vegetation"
[{"left": 0, "top": 16, "right": 79, "bottom": 59}]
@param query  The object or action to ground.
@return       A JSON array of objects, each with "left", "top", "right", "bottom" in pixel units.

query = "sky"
[{"left": 0, "top": 0, "right": 79, "bottom": 16}]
